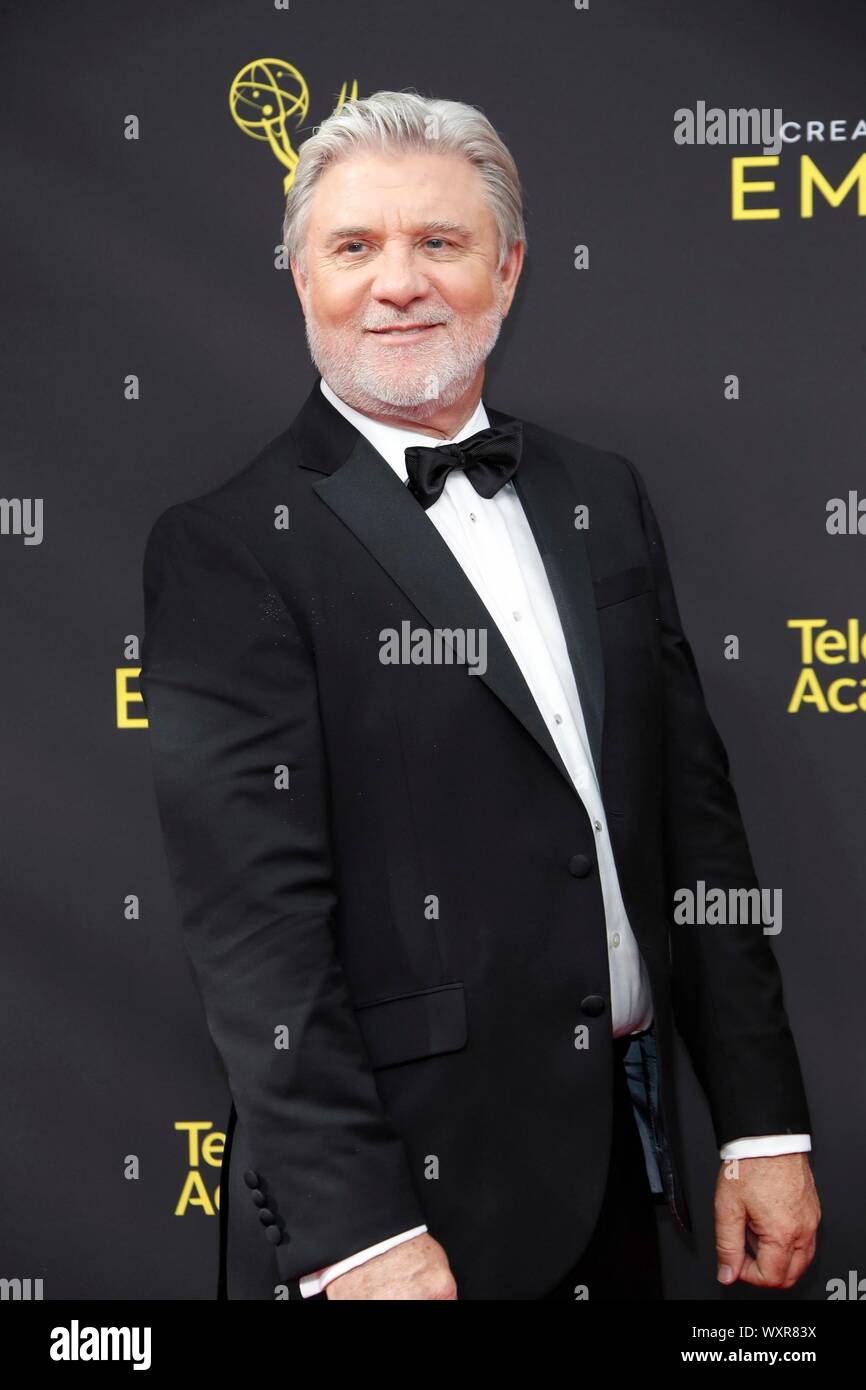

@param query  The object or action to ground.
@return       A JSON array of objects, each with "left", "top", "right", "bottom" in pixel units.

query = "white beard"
[{"left": 302, "top": 283, "right": 507, "bottom": 420}]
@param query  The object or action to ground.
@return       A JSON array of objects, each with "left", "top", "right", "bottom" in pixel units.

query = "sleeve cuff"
[
  {"left": 719, "top": 1133, "right": 812, "bottom": 1160},
  {"left": 298, "top": 1225, "right": 429, "bottom": 1298}
]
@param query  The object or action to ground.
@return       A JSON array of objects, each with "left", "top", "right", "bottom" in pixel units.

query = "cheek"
[
  {"left": 433, "top": 267, "right": 492, "bottom": 316},
  {"left": 311, "top": 275, "right": 364, "bottom": 325}
]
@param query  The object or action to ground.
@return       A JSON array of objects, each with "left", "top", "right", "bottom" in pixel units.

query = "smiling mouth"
[{"left": 368, "top": 324, "right": 443, "bottom": 338}]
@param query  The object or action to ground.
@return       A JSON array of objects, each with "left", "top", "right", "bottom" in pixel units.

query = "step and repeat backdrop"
[{"left": 2, "top": 0, "right": 864, "bottom": 1300}]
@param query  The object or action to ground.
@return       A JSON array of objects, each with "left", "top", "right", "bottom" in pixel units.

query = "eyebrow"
[{"left": 323, "top": 220, "right": 475, "bottom": 248}]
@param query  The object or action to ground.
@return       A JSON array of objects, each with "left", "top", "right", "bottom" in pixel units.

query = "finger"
[
  {"left": 778, "top": 1243, "right": 816, "bottom": 1289},
  {"left": 738, "top": 1231, "right": 797, "bottom": 1288},
  {"left": 714, "top": 1194, "right": 748, "bottom": 1285},
  {"left": 776, "top": 1235, "right": 818, "bottom": 1289}
]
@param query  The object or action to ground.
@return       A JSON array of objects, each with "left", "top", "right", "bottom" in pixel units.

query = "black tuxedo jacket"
[{"left": 140, "top": 376, "right": 811, "bottom": 1300}]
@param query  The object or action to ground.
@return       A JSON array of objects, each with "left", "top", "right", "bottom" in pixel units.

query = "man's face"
[{"left": 290, "top": 150, "right": 523, "bottom": 416}]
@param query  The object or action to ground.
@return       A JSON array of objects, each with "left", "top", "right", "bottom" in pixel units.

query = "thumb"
[{"left": 715, "top": 1193, "right": 748, "bottom": 1286}]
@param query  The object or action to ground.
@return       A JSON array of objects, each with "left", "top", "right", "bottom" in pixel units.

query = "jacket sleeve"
[
  {"left": 140, "top": 499, "right": 427, "bottom": 1283},
  {"left": 618, "top": 456, "right": 812, "bottom": 1150}
]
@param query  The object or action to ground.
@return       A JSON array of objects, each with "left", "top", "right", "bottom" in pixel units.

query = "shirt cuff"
[
  {"left": 298, "top": 1225, "right": 429, "bottom": 1298},
  {"left": 719, "top": 1133, "right": 812, "bottom": 1160}
]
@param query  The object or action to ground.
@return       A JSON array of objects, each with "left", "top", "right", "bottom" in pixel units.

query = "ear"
[
  {"left": 499, "top": 240, "right": 525, "bottom": 318},
  {"left": 289, "top": 258, "right": 308, "bottom": 313}
]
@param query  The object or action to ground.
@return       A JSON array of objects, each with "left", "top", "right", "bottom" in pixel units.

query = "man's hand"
[
  {"left": 325, "top": 1233, "right": 457, "bottom": 1300},
  {"left": 715, "top": 1153, "right": 821, "bottom": 1289}
]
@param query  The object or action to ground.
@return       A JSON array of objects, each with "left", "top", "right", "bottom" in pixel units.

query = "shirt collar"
[{"left": 319, "top": 375, "right": 490, "bottom": 483}]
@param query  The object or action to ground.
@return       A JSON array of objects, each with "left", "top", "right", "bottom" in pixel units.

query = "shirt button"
[
  {"left": 611, "top": 932, "right": 621, "bottom": 948},
  {"left": 554, "top": 712, "right": 563, "bottom": 724},
  {"left": 593, "top": 819, "right": 602, "bottom": 833},
  {"left": 469, "top": 512, "right": 477, "bottom": 522},
  {"left": 512, "top": 610, "right": 522, "bottom": 621}
]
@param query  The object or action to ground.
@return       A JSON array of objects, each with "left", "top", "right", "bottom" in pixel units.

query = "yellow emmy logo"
[{"left": 229, "top": 59, "right": 359, "bottom": 194}]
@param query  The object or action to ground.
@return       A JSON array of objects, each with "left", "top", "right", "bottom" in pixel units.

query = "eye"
[
  {"left": 424, "top": 238, "right": 451, "bottom": 250},
  {"left": 340, "top": 241, "right": 367, "bottom": 255}
]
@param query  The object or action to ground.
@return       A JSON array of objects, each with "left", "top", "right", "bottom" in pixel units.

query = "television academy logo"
[{"left": 787, "top": 619, "right": 866, "bottom": 713}]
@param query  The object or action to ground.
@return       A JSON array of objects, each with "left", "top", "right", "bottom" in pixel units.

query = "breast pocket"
[
  {"left": 592, "top": 564, "right": 661, "bottom": 686},
  {"left": 593, "top": 564, "right": 653, "bottom": 609}
]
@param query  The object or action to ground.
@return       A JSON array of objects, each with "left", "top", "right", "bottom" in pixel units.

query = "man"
[{"left": 140, "top": 90, "right": 820, "bottom": 1301}]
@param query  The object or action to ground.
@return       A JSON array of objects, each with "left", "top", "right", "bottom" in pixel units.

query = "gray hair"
[{"left": 282, "top": 89, "right": 527, "bottom": 273}]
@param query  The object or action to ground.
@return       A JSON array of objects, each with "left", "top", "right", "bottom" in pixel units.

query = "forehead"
[{"left": 309, "top": 150, "right": 494, "bottom": 234}]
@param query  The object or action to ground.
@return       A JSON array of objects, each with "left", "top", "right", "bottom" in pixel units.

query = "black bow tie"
[{"left": 404, "top": 420, "right": 523, "bottom": 511}]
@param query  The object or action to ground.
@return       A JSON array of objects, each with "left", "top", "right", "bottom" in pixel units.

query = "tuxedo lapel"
[{"left": 290, "top": 378, "right": 605, "bottom": 798}]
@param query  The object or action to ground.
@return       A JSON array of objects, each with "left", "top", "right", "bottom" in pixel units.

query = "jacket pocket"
[
  {"left": 593, "top": 564, "right": 653, "bottom": 608},
  {"left": 353, "top": 982, "right": 467, "bottom": 1069}
]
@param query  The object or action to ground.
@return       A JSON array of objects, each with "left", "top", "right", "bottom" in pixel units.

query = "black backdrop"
[{"left": 2, "top": 0, "right": 864, "bottom": 1301}]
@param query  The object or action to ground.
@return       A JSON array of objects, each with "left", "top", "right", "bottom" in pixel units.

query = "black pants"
[{"left": 538, "top": 1032, "right": 664, "bottom": 1300}]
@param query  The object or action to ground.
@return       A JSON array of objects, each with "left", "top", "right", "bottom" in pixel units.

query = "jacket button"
[
  {"left": 243, "top": 1170, "right": 261, "bottom": 1190},
  {"left": 568, "top": 854, "right": 592, "bottom": 877},
  {"left": 581, "top": 994, "right": 606, "bottom": 1017},
  {"left": 251, "top": 1190, "right": 267, "bottom": 1207},
  {"left": 258, "top": 1209, "right": 276, "bottom": 1226},
  {"left": 265, "top": 1226, "right": 284, "bottom": 1245}
]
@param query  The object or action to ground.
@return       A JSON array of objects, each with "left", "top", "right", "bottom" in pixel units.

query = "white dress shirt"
[{"left": 297, "top": 375, "right": 811, "bottom": 1297}]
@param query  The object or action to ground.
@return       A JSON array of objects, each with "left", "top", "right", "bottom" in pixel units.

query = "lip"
[{"left": 367, "top": 323, "right": 443, "bottom": 339}]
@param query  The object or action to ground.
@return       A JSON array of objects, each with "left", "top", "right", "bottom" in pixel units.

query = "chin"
[
  {"left": 370, "top": 384, "right": 444, "bottom": 411},
  {"left": 357, "top": 367, "right": 449, "bottom": 409}
]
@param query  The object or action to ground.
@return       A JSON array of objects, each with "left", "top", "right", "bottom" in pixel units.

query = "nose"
[{"left": 368, "top": 245, "right": 431, "bottom": 307}]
